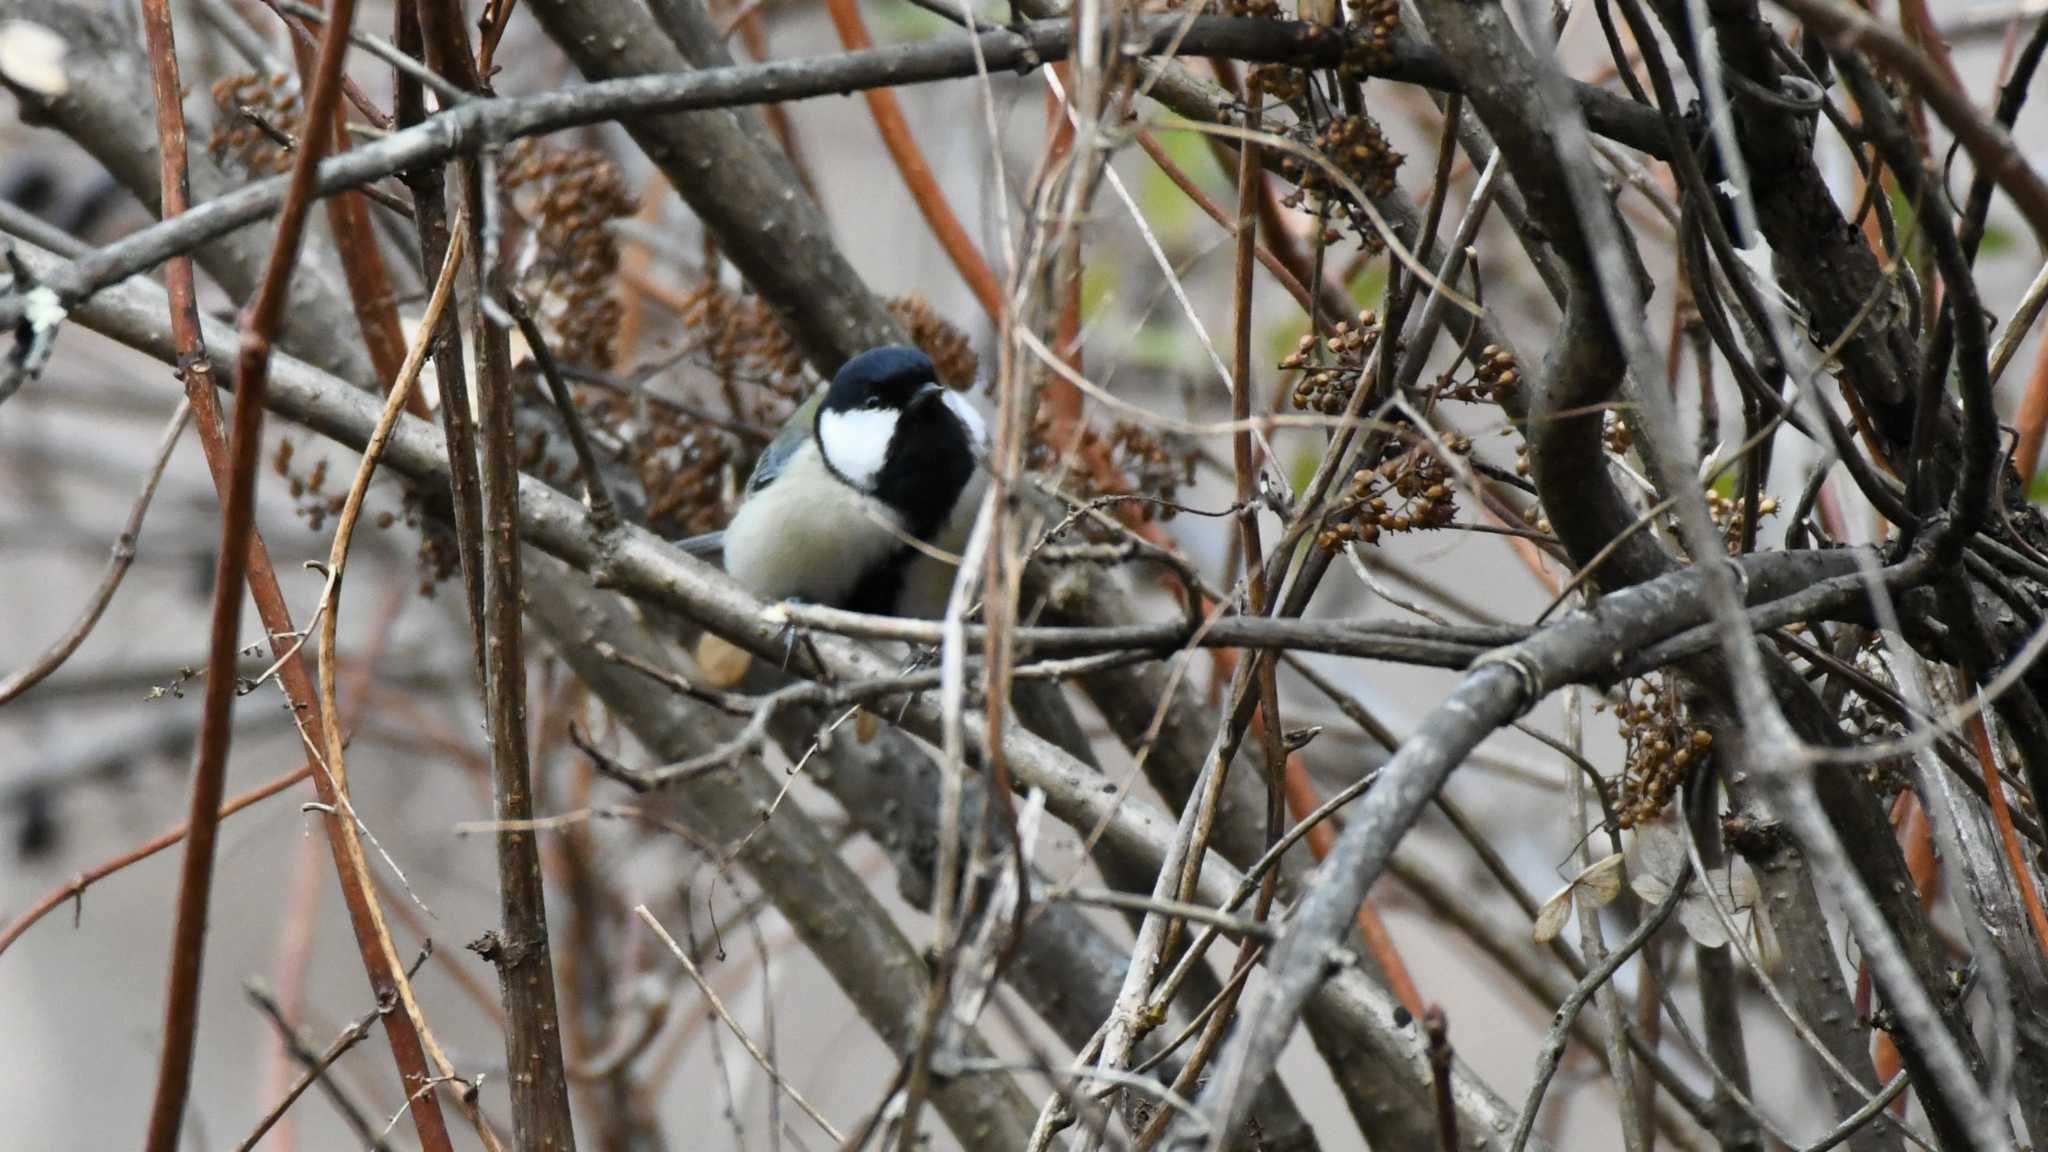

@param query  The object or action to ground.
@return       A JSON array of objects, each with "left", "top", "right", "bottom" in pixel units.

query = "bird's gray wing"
[
  {"left": 675, "top": 530, "right": 725, "bottom": 556},
  {"left": 746, "top": 388, "right": 823, "bottom": 495},
  {"left": 673, "top": 389, "right": 822, "bottom": 557}
]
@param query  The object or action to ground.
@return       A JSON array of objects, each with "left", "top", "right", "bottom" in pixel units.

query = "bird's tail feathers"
[{"left": 675, "top": 530, "right": 726, "bottom": 557}]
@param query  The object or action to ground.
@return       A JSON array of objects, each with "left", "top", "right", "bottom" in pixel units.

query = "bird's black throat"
[{"left": 841, "top": 395, "right": 976, "bottom": 615}]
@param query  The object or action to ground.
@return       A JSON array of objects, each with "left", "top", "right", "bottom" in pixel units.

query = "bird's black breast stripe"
[
  {"left": 872, "top": 399, "right": 976, "bottom": 541},
  {"left": 835, "top": 397, "right": 974, "bottom": 616}
]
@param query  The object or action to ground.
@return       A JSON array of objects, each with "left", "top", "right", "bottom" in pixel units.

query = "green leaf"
[
  {"left": 1138, "top": 163, "right": 1198, "bottom": 241},
  {"left": 1711, "top": 468, "right": 1739, "bottom": 500},
  {"left": 1135, "top": 133, "right": 1231, "bottom": 244},
  {"left": 1290, "top": 444, "right": 1321, "bottom": 494},
  {"left": 1154, "top": 129, "right": 1215, "bottom": 179},
  {"left": 1081, "top": 261, "right": 1119, "bottom": 319},
  {"left": 1978, "top": 220, "right": 2016, "bottom": 257},
  {"left": 2028, "top": 469, "right": 2048, "bottom": 504},
  {"left": 1129, "top": 322, "right": 1191, "bottom": 369},
  {"left": 1347, "top": 259, "right": 1388, "bottom": 309},
  {"left": 1266, "top": 320, "right": 1308, "bottom": 371}
]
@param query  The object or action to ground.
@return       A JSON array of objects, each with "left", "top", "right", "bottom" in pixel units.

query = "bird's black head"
[{"left": 821, "top": 345, "right": 940, "bottom": 417}]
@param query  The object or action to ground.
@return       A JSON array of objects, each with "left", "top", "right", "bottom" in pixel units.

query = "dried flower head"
[
  {"left": 209, "top": 72, "right": 300, "bottom": 176},
  {"left": 502, "top": 140, "right": 638, "bottom": 368}
]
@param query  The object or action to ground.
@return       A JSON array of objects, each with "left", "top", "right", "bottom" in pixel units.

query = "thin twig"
[
  {"left": 120, "top": 0, "right": 458, "bottom": 1141},
  {"left": 236, "top": 987, "right": 393, "bottom": 1152},
  {"left": 1424, "top": 1006, "right": 1459, "bottom": 1152},
  {"left": 0, "top": 763, "right": 313, "bottom": 957},
  {"left": 443, "top": 0, "right": 582, "bottom": 1129},
  {"left": 635, "top": 905, "right": 845, "bottom": 1143},
  {"left": 0, "top": 398, "right": 188, "bottom": 705},
  {"left": 142, "top": 0, "right": 367, "bottom": 1143},
  {"left": 7, "top": 15, "right": 1668, "bottom": 330},
  {"left": 821, "top": 0, "right": 1002, "bottom": 322},
  {"left": 505, "top": 293, "right": 620, "bottom": 536}
]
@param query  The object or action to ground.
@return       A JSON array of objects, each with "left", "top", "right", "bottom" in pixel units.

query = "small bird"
[{"left": 682, "top": 345, "right": 988, "bottom": 620}]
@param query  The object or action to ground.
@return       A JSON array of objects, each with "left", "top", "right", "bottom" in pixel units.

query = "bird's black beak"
[{"left": 910, "top": 381, "right": 945, "bottom": 409}]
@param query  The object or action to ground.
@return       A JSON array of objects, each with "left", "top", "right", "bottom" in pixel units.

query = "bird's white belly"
[{"left": 722, "top": 444, "right": 907, "bottom": 606}]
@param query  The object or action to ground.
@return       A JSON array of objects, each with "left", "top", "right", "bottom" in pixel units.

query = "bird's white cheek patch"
[{"left": 817, "top": 408, "right": 898, "bottom": 489}]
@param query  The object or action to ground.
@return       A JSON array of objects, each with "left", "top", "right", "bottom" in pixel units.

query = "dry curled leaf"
[
  {"left": 1629, "top": 821, "right": 1763, "bottom": 951},
  {"left": 1533, "top": 852, "right": 1626, "bottom": 944}
]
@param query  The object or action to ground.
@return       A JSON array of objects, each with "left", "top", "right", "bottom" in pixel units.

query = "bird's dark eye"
[{"left": 862, "top": 397, "right": 882, "bottom": 410}]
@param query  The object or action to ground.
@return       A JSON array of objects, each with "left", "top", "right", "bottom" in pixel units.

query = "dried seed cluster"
[
  {"left": 1703, "top": 488, "right": 1781, "bottom": 551},
  {"left": 578, "top": 281, "right": 803, "bottom": 540},
  {"left": 1602, "top": 676, "right": 1712, "bottom": 828},
  {"left": 1317, "top": 436, "right": 1469, "bottom": 550},
  {"left": 1281, "top": 310, "right": 1382, "bottom": 413},
  {"left": 1248, "top": 64, "right": 1308, "bottom": 105},
  {"left": 1108, "top": 421, "right": 1193, "bottom": 517},
  {"left": 502, "top": 141, "right": 638, "bottom": 369},
  {"left": 208, "top": 73, "right": 300, "bottom": 176},
  {"left": 1437, "top": 344, "right": 1521, "bottom": 406},
  {"left": 1341, "top": 0, "right": 1401, "bottom": 76},
  {"left": 1281, "top": 114, "right": 1403, "bottom": 217}
]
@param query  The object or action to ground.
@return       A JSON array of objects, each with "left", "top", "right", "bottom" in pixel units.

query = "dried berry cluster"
[
  {"left": 1703, "top": 488, "right": 1781, "bottom": 551},
  {"left": 675, "top": 283, "right": 808, "bottom": 407},
  {"left": 1278, "top": 115, "right": 1404, "bottom": 250},
  {"left": 280, "top": 436, "right": 457, "bottom": 593},
  {"left": 1341, "top": 0, "right": 1401, "bottom": 77},
  {"left": 1436, "top": 343, "right": 1521, "bottom": 406},
  {"left": 208, "top": 73, "right": 300, "bottom": 176},
  {"left": 1317, "top": 436, "right": 1469, "bottom": 550},
  {"left": 542, "top": 373, "right": 748, "bottom": 540},
  {"left": 1280, "top": 310, "right": 1382, "bottom": 413},
  {"left": 577, "top": 275, "right": 805, "bottom": 540},
  {"left": 502, "top": 141, "right": 638, "bottom": 368},
  {"left": 1248, "top": 64, "right": 1308, "bottom": 105},
  {"left": 1602, "top": 676, "right": 1713, "bottom": 828}
]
